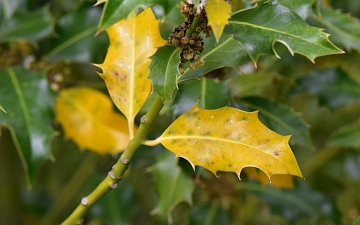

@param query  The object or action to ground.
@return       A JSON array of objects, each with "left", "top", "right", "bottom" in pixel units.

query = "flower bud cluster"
[{"left": 166, "top": 1, "right": 211, "bottom": 74}]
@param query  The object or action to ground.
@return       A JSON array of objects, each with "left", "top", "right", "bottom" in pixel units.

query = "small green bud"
[{"left": 189, "top": 62, "right": 196, "bottom": 70}]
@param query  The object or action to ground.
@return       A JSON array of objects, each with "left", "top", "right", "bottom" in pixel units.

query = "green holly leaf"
[
  {"left": 240, "top": 181, "right": 340, "bottom": 223},
  {"left": 148, "top": 45, "right": 181, "bottom": 102},
  {"left": 278, "top": 0, "right": 314, "bottom": 19},
  {"left": 232, "top": 97, "right": 314, "bottom": 149},
  {"left": 149, "top": 150, "right": 195, "bottom": 223},
  {"left": 0, "top": 0, "right": 25, "bottom": 19},
  {"left": 293, "top": 68, "right": 360, "bottom": 109},
  {"left": 172, "top": 78, "right": 231, "bottom": 116},
  {"left": 311, "top": 6, "right": 360, "bottom": 52},
  {"left": 0, "top": 67, "right": 56, "bottom": 186},
  {"left": 179, "top": 33, "right": 249, "bottom": 82},
  {"left": 224, "top": 0, "right": 343, "bottom": 63},
  {"left": 327, "top": 123, "right": 360, "bottom": 148},
  {"left": 0, "top": 6, "right": 54, "bottom": 43},
  {"left": 47, "top": 7, "right": 108, "bottom": 63},
  {"left": 228, "top": 72, "right": 275, "bottom": 97},
  {"left": 149, "top": 33, "right": 248, "bottom": 102},
  {"left": 96, "top": 0, "right": 179, "bottom": 33}
]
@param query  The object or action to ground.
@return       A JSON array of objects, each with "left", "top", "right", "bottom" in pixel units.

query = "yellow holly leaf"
[
  {"left": 95, "top": 8, "right": 165, "bottom": 138},
  {"left": 55, "top": 87, "right": 132, "bottom": 154},
  {"left": 243, "top": 167, "right": 295, "bottom": 189},
  {"left": 205, "top": 0, "right": 231, "bottom": 42},
  {"left": 147, "top": 103, "right": 302, "bottom": 179}
]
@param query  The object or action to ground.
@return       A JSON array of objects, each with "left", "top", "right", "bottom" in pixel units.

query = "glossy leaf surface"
[
  {"left": 148, "top": 44, "right": 180, "bottom": 102},
  {"left": 95, "top": 8, "right": 165, "bottom": 136},
  {"left": 152, "top": 103, "right": 303, "bottom": 179},
  {"left": 312, "top": 6, "right": 360, "bottom": 52},
  {"left": 0, "top": 67, "right": 55, "bottom": 185},
  {"left": 96, "top": 0, "right": 178, "bottom": 32},
  {"left": 233, "top": 97, "right": 314, "bottom": 149},
  {"left": 0, "top": 6, "right": 54, "bottom": 43},
  {"left": 149, "top": 150, "right": 195, "bottom": 222},
  {"left": 278, "top": 0, "right": 314, "bottom": 19},
  {"left": 55, "top": 87, "right": 131, "bottom": 154},
  {"left": 205, "top": 0, "right": 231, "bottom": 42},
  {"left": 225, "top": 1, "right": 343, "bottom": 63},
  {"left": 149, "top": 33, "right": 248, "bottom": 101}
]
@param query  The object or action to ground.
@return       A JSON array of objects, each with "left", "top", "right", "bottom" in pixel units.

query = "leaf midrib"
[
  {"left": 159, "top": 135, "right": 279, "bottom": 153},
  {"left": 0, "top": 18, "right": 50, "bottom": 38},
  {"left": 8, "top": 68, "right": 31, "bottom": 135}
]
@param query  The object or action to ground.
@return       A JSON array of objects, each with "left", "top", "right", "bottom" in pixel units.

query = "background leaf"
[
  {"left": 152, "top": 103, "right": 303, "bottom": 179},
  {"left": 205, "top": 0, "right": 231, "bottom": 42},
  {"left": 227, "top": 72, "right": 275, "bottom": 97},
  {"left": 293, "top": 67, "right": 360, "bottom": 109},
  {"left": 96, "top": 0, "right": 179, "bottom": 33},
  {"left": 0, "top": 6, "right": 54, "bottom": 43},
  {"left": 232, "top": 97, "right": 314, "bottom": 149},
  {"left": 149, "top": 150, "right": 195, "bottom": 222},
  {"left": 0, "top": 67, "right": 55, "bottom": 184},
  {"left": 240, "top": 181, "right": 341, "bottom": 223},
  {"left": 327, "top": 123, "right": 360, "bottom": 148},
  {"left": 46, "top": 6, "right": 108, "bottom": 63},
  {"left": 171, "top": 78, "right": 231, "bottom": 116},
  {"left": 224, "top": 1, "right": 343, "bottom": 63},
  {"left": 55, "top": 87, "right": 131, "bottom": 155},
  {"left": 243, "top": 167, "right": 295, "bottom": 189},
  {"left": 96, "top": 8, "right": 165, "bottom": 136},
  {"left": 310, "top": 6, "right": 360, "bottom": 52}
]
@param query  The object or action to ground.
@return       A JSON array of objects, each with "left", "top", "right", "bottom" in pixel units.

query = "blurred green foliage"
[{"left": 1, "top": 0, "right": 360, "bottom": 224}]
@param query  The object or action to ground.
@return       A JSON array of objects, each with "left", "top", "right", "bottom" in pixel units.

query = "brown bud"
[
  {"left": 178, "top": 64, "right": 184, "bottom": 74},
  {"left": 177, "top": 30, "right": 185, "bottom": 38},
  {"left": 198, "top": 58, "right": 204, "bottom": 67},
  {"left": 189, "top": 62, "right": 196, "bottom": 70},
  {"left": 171, "top": 39, "right": 180, "bottom": 45},
  {"left": 183, "top": 49, "right": 194, "bottom": 60},
  {"left": 181, "top": 36, "right": 189, "bottom": 44},
  {"left": 194, "top": 54, "right": 200, "bottom": 61}
]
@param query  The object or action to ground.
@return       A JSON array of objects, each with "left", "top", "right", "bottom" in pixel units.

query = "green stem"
[
  {"left": 185, "top": 16, "right": 203, "bottom": 38},
  {"left": 61, "top": 95, "right": 164, "bottom": 225}
]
